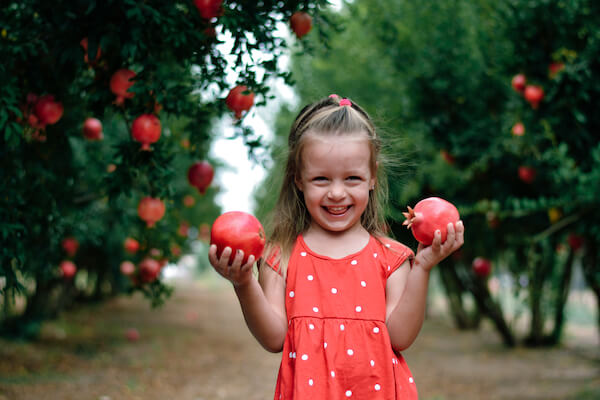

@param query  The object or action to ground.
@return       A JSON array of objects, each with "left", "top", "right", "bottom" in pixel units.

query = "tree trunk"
[
  {"left": 581, "top": 239, "right": 600, "bottom": 340},
  {"left": 549, "top": 248, "right": 575, "bottom": 344},
  {"left": 438, "top": 261, "right": 480, "bottom": 330}
]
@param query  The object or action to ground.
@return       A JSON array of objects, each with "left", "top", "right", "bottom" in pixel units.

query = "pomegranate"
[
  {"left": 194, "top": 0, "right": 223, "bottom": 19},
  {"left": 210, "top": 211, "right": 266, "bottom": 264},
  {"left": 402, "top": 197, "right": 460, "bottom": 245},
  {"left": 518, "top": 166, "right": 536, "bottom": 184},
  {"left": 178, "top": 221, "right": 190, "bottom": 237},
  {"left": 125, "top": 328, "right": 140, "bottom": 342},
  {"left": 137, "top": 197, "right": 166, "bottom": 227},
  {"left": 548, "top": 62, "right": 564, "bottom": 78},
  {"left": 60, "top": 260, "right": 77, "bottom": 280},
  {"left": 198, "top": 223, "right": 210, "bottom": 242},
  {"left": 171, "top": 244, "right": 182, "bottom": 257},
  {"left": 82, "top": 117, "right": 103, "bottom": 140},
  {"left": 440, "top": 149, "right": 455, "bottom": 165},
  {"left": 34, "top": 95, "right": 64, "bottom": 125},
  {"left": 290, "top": 11, "right": 312, "bottom": 39},
  {"left": 120, "top": 261, "right": 136, "bottom": 276},
  {"left": 110, "top": 69, "right": 136, "bottom": 105},
  {"left": 524, "top": 85, "right": 544, "bottom": 109},
  {"left": 124, "top": 237, "right": 140, "bottom": 254},
  {"left": 511, "top": 122, "right": 525, "bottom": 136},
  {"left": 107, "top": 164, "right": 117, "bottom": 173},
  {"left": 80, "top": 37, "right": 101, "bottom": 64},
  {"left": 511, "top": 73, "right": 526, "bottom": 93},
  {"left": 225, "top": 85, "right": 254, "bottom": 119},
  {"left": 139, "top": 257, "right": 161, "bottom": 283},
  {"left": 61, "top": 237, "right": 79, "bottom": 257},
  {"left": 131, "top": 114, "right": 161, "bottom": 150},
  {"left": 183, "top": 195, "right": 195, "bottom": 207},
  {"left": 472, "top": 257, "right": 492, "bottom": 278},
  {"left": 187, "top": 161, "right": 214, "bottom": 194},
  {"left": 567, "top": 233, "right": 584, "bottom": 251}
]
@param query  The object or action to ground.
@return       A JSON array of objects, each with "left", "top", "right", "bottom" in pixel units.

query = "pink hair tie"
[
  {"left": 339, "top": 98, "right": 351, "bottom": 106},
  {"left": 329, "top": 94, "right": 340, "bottom": 99}
]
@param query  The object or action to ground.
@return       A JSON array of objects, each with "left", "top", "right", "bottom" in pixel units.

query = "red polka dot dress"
[{"left": 266, "top": 235, "right": 418, "bottom": 400}]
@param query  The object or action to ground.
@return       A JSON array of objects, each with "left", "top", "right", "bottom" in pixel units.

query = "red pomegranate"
[
  {"left": 183, "top": 195, "right": 195, "bottom": 207},
  {"left": 210, "top": 211, "right": 266, "bottom": 264},
  {"left": 60, "top": 260, "right": 77, "bottom": 280},
  {"left": 511, "top": 122, "right": 525, "bottom": 136},
  {"left": 80, "top": 37, "right": 102, "bottom": 64},
  {"left": 511, "top": 73, "right": 526, "bottom": 93},
  {"left": 125, "top": 328, "right": 140, "bottom": 342},
  {"left": 567, "top": 233, "right": 584, "bottom": 251},
  {"left": 137, "top": 197, "right": 166, "bottom": 227},
  {"left": 120, "top": 261, "right": 136, "bottom": 276},
  {"left": 110, "top": 69, "right": 136, "bottom": 105},
  {"left": 34, "top": 95, "right": 64, "bottom": 125},
  {"left": 290, "top": 11, "right": 313, "bottom": 39},
  {"left": 548, "top": 62, "right": 564, "bottom": 78},
  {"left": 194, "top": 0, "right": 223, "bottom": 19},
  {"left": 124, "top": 237, "right": 140, "bottom": 254},
  {"left": 225, "top": 85, "right": 254, "bottom": 119},
  {"left": 518, "top": 166, "right": 536, "bottom": 184},
  {"left": 524, "top": 85, "right": 544, "bottom": 109},
  {"left": 139, "top": 257, "right": 161, "bottom": 283},
  {"left": 61, "top": 237, "right": 79, "bottom": 257},
  {"left": 402, "top": 197, "right": 460, "bottom": 245},
  {"left": 188, "top": 161, "right": 214, "bottom": 194},
  {"left": 440, "top": 149, "right": 455, "bottom": 165},
  {"left": 178, "top": 221, "right": 190, "bottom": 237},
  {"left": 82, "top": 117, "right": 103, "bottom": 140},
  {"left": 131, "top": 114, "right": 161, "bottom": 150},
  {"left": 472, "top": 257, "right": 492, "bottom": 278}
]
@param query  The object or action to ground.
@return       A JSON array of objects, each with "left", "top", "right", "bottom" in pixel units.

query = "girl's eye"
[
  {"left": 347, "top": 176, "right": 362, "bottom": 181},
  {"left": 313, "top": 176, "right": 327, "bottom": 181}
]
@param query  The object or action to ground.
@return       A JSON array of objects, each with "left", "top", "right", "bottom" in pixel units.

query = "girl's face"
[{"left": 296, "top": 133, "right": 376, "bottom": 235}]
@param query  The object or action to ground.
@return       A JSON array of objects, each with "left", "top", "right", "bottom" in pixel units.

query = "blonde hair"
[{"left": 264, "top": 96, "right": 389, "bottom": 275}]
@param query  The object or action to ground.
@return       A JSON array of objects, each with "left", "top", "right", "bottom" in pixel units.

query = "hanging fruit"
[
  {"left": 511, "top": 122, "right": 525, "bottom": 136},
  {"left": 511, "top": 73, "right": 526, "bottom": 93},
  {"left": 440, "top": 149, "right": 455, "bottom": 165},
  {"left": 187, "top": 161, "right": 214, "bottom": 194},
  {"left": 124, "top": 237, "right": 140, "bottom": 254},
  {"left": 60, "top": 260, "right": 77, "bottom": 280},
  {"left": 567, "top": 233, "right": 584, "bottom": 251},
  {"left": 524, "top": 85, "right": 544, "bottom": 109},
  {"left": 548, "top": 62, "right": 565, "bottom": 79},
  {"left": 82, "top": 117, "right": 103, "bottom": 140},
  {"left": 110, "top": 69, "right": 136, "bottom": 105},
  {"left": 290, "top": 11, "right": 313, "bottom": 39},
  {"left": 137, "top": 197, "right": 166, "bottom": 227},
  {"left": 34, "top": 95, "right": 64, "bottom": 125},
  {"left": 120, "top": 261, "right": 136, "bottom": 276},
  {"left": 402, "top": 197, "right": 460, "bottom": 245},
  {"left": 225, "top": 85, "right": 254, "bottom": 119},
  {"left": 518, "top": 166, "right": 536, "bottom": 184},
  {"left": 131, "top": 114, "right": 161, "bottom": 150},
  {"left": 139, "top": 257, "right": 161, "bottom": 283},
  {"left": 80, "top": 37, "right": 102, "bottom": 65},
  {"left": 61, "top": 237, "right": 79, "bottom": 257},
  {"left": 472, "top": 257, "right": 492, "bottom": 278},
  {"left": 183, "top": 195, "right": 195, "bottom": 207},
  {"left": 194, "top": 0, "right": 223, "bottom": 20}
]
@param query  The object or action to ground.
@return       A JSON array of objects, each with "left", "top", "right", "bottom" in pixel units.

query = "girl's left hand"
[{"left": 414, "top": 220, "right": 464, "bottom": 271}]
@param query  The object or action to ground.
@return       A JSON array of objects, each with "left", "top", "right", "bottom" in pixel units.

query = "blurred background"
[{"left": 1, "top": 1, "right": 599, "bottom": 399}]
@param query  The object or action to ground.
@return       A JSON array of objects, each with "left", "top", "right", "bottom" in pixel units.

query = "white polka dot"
[
  {"left": 289, "top": 291, "right": 295, "bottom": 298},
  {"left": 385, "top": 243, "right": 391, "bottom": 248},
  {"left": 370, "top": 360, "right": 375, "bottom": 367},
  {"left": 387, "top": 265, "right": 391, "bottom": 271},
  {"left": 373, "top": 253, "right": 378, "bottom": 258},
  {"left": 309, "top": 324, "right": 315, "bottom": 330},
  {"left": 308, "top": 378, "right": 314, "bottom": 386},
  {"left": 361, "top": 281, "right": 367, "bottom": 287},
  {"left": 374, "top": 384, "right": 381, "bottom": 391},
  {"left": 373, "top": 327, "right": 380, "bottom": 333},
  {"left": 345, "top": 390, "right": 352, "bottom": 397},
  {"left": 289, "top": 352, "right": 293, "bottom": 358},
  {"left": 350, "top": 260, "right": 358, "bottom": 265},
  {"left": 330, "top": 370, "right": 335, "bottom": 377},
  {"left": 340, "top": 324, "right": 345, "bottom": 331},
  {"left": 355, "top": 306, "right": 362, "bottom": 312},
  {"left": 409, "top": 377, "right": 414, "bottom": 383},
  {"left": 324, "top": 342, "right": 328, "bottom": 349},
  {"left": 392, "top": 358, "right": 397, "bottom": 364},
  {"left": 307, "top": 275, "right": 314, "bottom": 281},
  {"left": 313, "top": 306, "right": 319, "bottom": 313},
  {"left": 347, "top": 349, "right": 354, "bottom": 356},
  {"left": 301, "top": 354, "right": 308, "bottom": 361},
  {"left": 331, "top": 288, "right": 337, "bottom": 294},
  {"left": 292, "top": 352, "right": 296, "bottom": 358},
  {"left": 301, "top": 251, "right": 307, "bottom": 256}
]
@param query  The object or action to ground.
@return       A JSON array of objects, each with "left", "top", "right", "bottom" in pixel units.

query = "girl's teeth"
[{"left": 328, "top": 206, "right": 347, "bottom": 213}]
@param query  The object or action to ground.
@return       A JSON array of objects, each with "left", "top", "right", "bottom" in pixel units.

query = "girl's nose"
[{"left": 327, "top": 182, "right": 346, "bottom": 200}]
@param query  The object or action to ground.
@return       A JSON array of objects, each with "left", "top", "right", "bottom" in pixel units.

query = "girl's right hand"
[{"left": 208, "top": 244, "right": 256, "bottom": 288}]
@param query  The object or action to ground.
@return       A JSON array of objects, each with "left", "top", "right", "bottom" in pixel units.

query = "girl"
[{"left": 209, "top": 95, "right": 464, "bottom": 399}]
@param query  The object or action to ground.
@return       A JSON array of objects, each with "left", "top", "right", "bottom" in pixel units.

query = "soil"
[{"left": 1, "top": 272, "right": 599, "bottom": 400}]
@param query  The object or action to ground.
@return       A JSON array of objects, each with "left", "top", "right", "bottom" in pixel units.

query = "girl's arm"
[
  {"left": 385, "top": 221, "right": 464, "bottom": 351},
  {"left": 209, "top": 245, "right": 288, "bottom": 353}
]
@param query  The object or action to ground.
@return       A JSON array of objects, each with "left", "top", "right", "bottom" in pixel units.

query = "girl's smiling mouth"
[{"left": 323, "top": 205, "right": 351, "bottom": 215}]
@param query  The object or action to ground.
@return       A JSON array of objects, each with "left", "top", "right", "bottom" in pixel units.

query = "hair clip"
[
  {"left": 329, "top": 94, "right": 340, "bottom": 99},
  {"left": 339, "top": 98, "right": 351, "bottom": 106}
]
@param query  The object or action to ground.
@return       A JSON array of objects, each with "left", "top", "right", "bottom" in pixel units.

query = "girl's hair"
[{"left": 264, "top": 95, "right": 390, "bottom": 276}]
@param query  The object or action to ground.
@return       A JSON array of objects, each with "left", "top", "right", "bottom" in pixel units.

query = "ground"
[{"left": 1, "top": 272, "right": 599, "bottom": 400}]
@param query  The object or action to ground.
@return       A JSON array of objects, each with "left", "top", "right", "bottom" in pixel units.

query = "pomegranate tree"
[
  {"left": 187, "top": 161, "right": 214, "bottom": 194},
  {"left": 225, "top": 85, "right": 254, "bottom": 118},
  {"left": 524, "top": 85, "right": 544, "bottom": 109},
  {"left": 137, "top": 197, "right": 166, "bottom": 227},
  {"left": 194, "top": 0, "right": 223, "bottom": 20},
  {"left": 131, "top": 114, "right": 161, "bottom": 150},
  {"left": 82, "top": 117, "right": 103, "bottom": 140},
  {"left": 290, "top": 11, "right": 312, "bottom": 39},
  {"left": 402, "top": 197, "right": 460, "bottom": 245},
  {"left": 210, "top": 211, "right": 265, "bottom": 264},
  {"left": 34, "top": 95, "right": 64, "bottom": 125},
  {"left": 110, "top": 69, "right": 136, "bottom": 105}
]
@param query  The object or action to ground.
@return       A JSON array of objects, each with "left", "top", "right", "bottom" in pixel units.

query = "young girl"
[{"left": 208, "top": 95, "right": 464, "bottom": 399}]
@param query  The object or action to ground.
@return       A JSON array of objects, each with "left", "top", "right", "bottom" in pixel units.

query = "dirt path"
[{"left": 1, "top": 273, "right": 599, "bottom": 400}]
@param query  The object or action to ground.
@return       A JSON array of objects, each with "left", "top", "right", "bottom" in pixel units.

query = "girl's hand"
[
  {"left": 208, "top": 245, "right": 256, "bottom": 288},
  {"left": 413, "top": 220, "right": 464, "bottom": 271}
]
